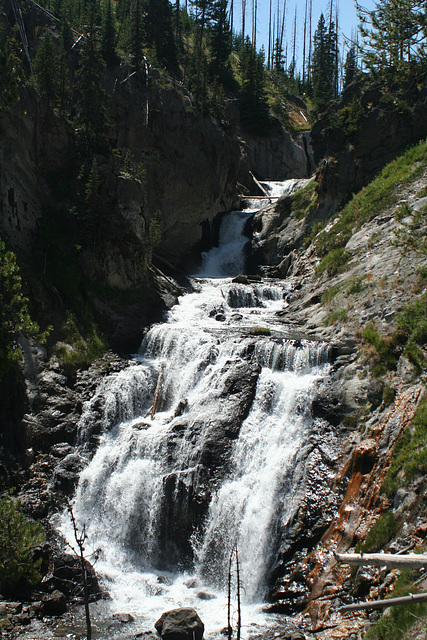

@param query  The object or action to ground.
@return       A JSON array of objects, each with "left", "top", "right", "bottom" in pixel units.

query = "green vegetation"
[
  {"left": 324, "top": 308, "right": 348, "bottom": 326},
  {"left": 357, "top": 511, "right": 397, "bottom": 553},
  {"left": 56, "top": 312, "right": 107, "bottom": 376},
  {"left": 0, "top": 29, "right": 22, "bottom": 112},
  {"left": 292, "top": 179, "right": 317, "bottom": 220},
  {"left": 315, "top": 138, "right": 427, "bottom": 259},
  {"left": 316, "top": 248, "right": 351, "bottom": 276},
  {"left": 0, "top": 240, "right": 50, "bottom": 381},
  {"left": 383, "top": 394, "right": 427, "bottom": 495},
  {"left": 364, "top": 563, "right": 427, "bottom": 640},
  {"left": 358, "top": 0, "right": 426, "bottom": 81},
  {"left": 325, "top": 96, "right": 366, "bottom": 135},
  {"left": 250, "top": 327, "right": 271, "bottom": 336},
  {"left": 0, "top": 496, "right": 45, "bottom": 596}
]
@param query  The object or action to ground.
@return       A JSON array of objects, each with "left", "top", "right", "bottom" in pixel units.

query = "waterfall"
[{"left": 60, "top": 181, "right": 330, "bottom": 636}]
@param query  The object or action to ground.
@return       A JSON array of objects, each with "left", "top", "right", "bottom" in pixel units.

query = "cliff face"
[
  {"left": 311, "top": 76, "right": 427, "bottom": 220},
  {"left": 249, "top": 145, "right": 427, "bottom": 637}
]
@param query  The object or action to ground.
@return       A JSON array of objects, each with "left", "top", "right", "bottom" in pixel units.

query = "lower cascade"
[{"left": 60, "top": 180, "right": 331, "bottom": 636}]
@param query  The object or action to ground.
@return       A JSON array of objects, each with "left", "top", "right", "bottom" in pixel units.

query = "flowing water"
[{"left": 59, "top": 178, "right": 329, "bottom": 639}]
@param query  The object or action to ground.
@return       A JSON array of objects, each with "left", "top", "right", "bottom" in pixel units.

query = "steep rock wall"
[{"left": 311, "top": 77, "right": 427, "bottom": 220}]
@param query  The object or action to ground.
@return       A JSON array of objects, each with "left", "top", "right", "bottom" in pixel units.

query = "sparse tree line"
[{"left": 2, "top": 0, "right": 427, "bottom": 135}]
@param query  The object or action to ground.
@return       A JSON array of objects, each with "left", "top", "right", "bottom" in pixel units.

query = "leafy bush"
[{"left": 0, "top": 496, "right": 45, "bottom": 595}]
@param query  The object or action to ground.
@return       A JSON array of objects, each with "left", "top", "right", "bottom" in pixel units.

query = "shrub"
[{"left": 0, "top": 496, "right": 45, "bottom": 595}]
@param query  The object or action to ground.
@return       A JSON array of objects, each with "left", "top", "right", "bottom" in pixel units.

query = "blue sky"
[{"left": 231, "top": 0, "right": 377, "bottom": 66}]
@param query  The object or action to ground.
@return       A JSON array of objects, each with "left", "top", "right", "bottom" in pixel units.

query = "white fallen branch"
[
  {"left": 334, "top": 552, "right": 427, "bottom": 570},
  {"left": 340, "top": 592, "right": 427, "bottom": 612}
]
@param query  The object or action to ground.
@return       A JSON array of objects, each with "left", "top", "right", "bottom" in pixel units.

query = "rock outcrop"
[{"left": 311, "top": 75, "right": 427, "bottom": 218}]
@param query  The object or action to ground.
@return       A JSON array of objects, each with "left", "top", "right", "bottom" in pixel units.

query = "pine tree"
[
  {"left": 33, "top": 33, "right": 58, "bottom": 107},
  {"left": 239, "top": 37, "right": 270, "bottom": 134},
  {"left": 311, "top": 13, "right": 337, "bottom": 108},
  {"left": 74, "top": 29, "right": 110, "bottom": 155},
  {"left": 130, "top": 0, "right": 144, "bottom": 69},
  {"left": 343, "top": 44, "right": 358, "bottom": 88},
  {"left": 357, "top": 0, "right": 425, "bottom": 78},
  {"left": 143, "top": 0, "right": 179, "bottom": 73},
  {"left": 101, "top": 0, "right": 120, "bottom": 68},
  {"left": 209, "top": 0, "right": 233, "bottom": 89},
  {"left": 0, "top": 30, "right": 23, "bottom": 112}
]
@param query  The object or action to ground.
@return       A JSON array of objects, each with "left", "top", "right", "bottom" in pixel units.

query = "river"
[{"left": 56, "top": 179, "right": 330, "bottom": 639}]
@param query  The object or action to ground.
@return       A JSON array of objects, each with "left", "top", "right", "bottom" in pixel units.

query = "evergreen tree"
[
  {"left": 101, "top": 0, "right": 120, "bottom": 68},
  {"left": 130, "top": 0, "right": 144, "bottom": 69},
  {"left": 0, "top": 497, "right": 45, "bottom": 596},
  {"left": 74, "top": 29, "right": 110, "bottom": 155},
  {"left": 311, "top": 13, "right": 337, "bottom": 108},
  {"left": 239, "top": 38, "right": 270, "bottom": 134},
  {"left": 357, "top": 0, "right": 425, "bottom": 77},
  {"left": 209, "top": 0, "right": 233, "bottom": 89},
  {"left": 33, "top": 33, "right": 58, "bottom": 107},
  {"left": 0, "top": 30, "right": 23, "bottom": 112},
  {"left": 143, "top": 0, "right": 179, "bottom": 73},
  {"left": 58, "top": 20, "right": 71, "bottom": 110},
  {"left": 0, "top": 240, "right": 48, "bottom": 380},
  {"left": 343, "top": 44, "right": 358, "bottom": 88},
  {"left": 189, "top": 0, "right": 211, "bottom": 48}
]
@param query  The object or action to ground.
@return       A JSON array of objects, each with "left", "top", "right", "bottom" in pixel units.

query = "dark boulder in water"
[{"left": 155, "top": 607, "right": 204, "bottom": 640}]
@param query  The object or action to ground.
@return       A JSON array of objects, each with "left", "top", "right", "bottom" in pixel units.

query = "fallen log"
[
  {"left": 334, "top": 552, "right": 427, "bottom": 570},
  {"left": 249, "top": 172, "right": 271, "bottom": 202},
  {"left": 151, "top": 364, "right": 164, "bottom": 419},
  {"left": 340, "top": 592, "right": 427, "bottom": 612}
]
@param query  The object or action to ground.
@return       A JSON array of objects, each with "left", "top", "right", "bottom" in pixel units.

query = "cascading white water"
[{"left": 60, "top": 182, "right": 329, "bottom": 637}]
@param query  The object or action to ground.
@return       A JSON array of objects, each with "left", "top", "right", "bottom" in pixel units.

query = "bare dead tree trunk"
[
  {"left": 252, "top": 0, "right": 257, "bottom": 48},
  {"left": 279, "top": 0, "right": 286, "bottom": 63},
  {"left": 227, "top": 552, "right": 233, "bottom": 640},
  {"left": 291, "top": 5, "right": 297, "bottom": 74},
  {"left": 267, "top": 0, "right": 272, "bottom": 68},
  {"left": 67, "top": 503, "right": 92, "bottom": 640},
  {"left": 308, "top": 0, "right": 312, "bottom": 83},
  {"left": 236, "top": 548, "right": 241, "bottom": 640},
  {"left": 242, "top": 0, "right": 246, "bottom": 39},
  {"left": 151, "top": 364, "right": 164, "bottom": 419},
  {"left": 302, "top": 0, "right": 308, "bottom": 83}
]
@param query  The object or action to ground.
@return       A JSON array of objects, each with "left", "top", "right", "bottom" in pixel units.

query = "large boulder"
[{"left": 155, "top": 608, "right": 204, "bottom": 640}]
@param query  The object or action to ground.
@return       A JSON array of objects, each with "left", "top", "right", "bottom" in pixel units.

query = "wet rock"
[
  {"left": 52, "top": 452, "right": 86, "bottom": 493},
  {"left": 155, "top": 607, "right": 204, "bottom": 640},
  {"left": 111, "top": 612, "right": 135, "bottom": 624},
  {"left": 39, "top": 589, "right": 67, "bottom": 616},
  {"left": 0, "top": 602, "right": 22, "bottom": 616},
  {"left": 196, "top": 591, "right": 216, "bottom": 600},
  {"left": 45, "top": 545, "right": 100, "bottom": 599}
]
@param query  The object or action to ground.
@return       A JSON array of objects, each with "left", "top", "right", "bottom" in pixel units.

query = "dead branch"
[
  {"left": 334, "top": 551, "right": 427, "bottom": 570},
  {"left": 340, "top": 592, "right": 427, "bottom": 613}
]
